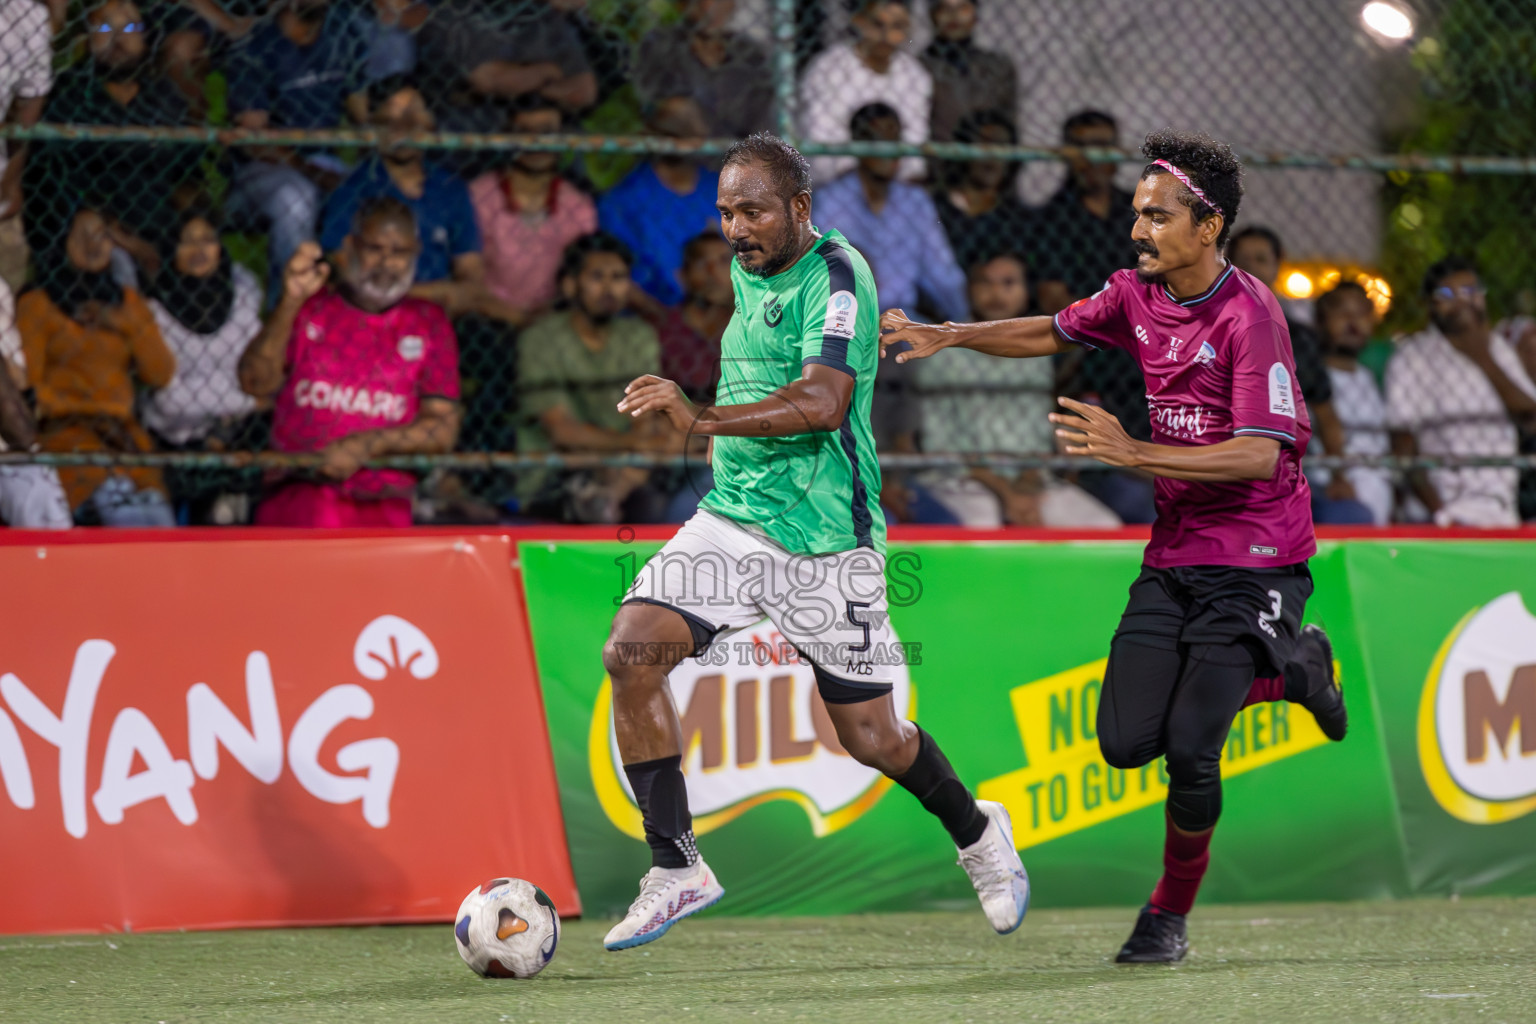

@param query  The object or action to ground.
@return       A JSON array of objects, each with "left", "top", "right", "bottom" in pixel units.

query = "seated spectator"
[
  {"left": 921, "top": 0, "right": 1017, "bottom": 144},
  {"left": 469, "top": 95, "right": 598, "bottom": 326},
  {"left": 1387, "top": 257, "right": 1536, "bottom": 528},
  {"left": 0, "top": 0, "right": 53, "bottom": 292},
  {"left": 1228, "top": 225, "right": 1368, "bottom": 524},
  {"left": 146, "top": 0, "right": 260, "bottom": 116},
  {"left": 651, "top": 232, "right": 729, "bottom": 405},
  {"left": 799, "top": 0, "right": 931, "bottom": 184},
  {"left": 1030, "top": 110, "right": 1135, "bottom": 314},
  {"left": 417, "top": 0, "right": 597, "bottom": 148},
  {"left": 25, "top": 0, "right": 204, "bottom": 288},
  {"left": 17, "top": 207, "right": 177, "bottom": 526},
  {"left": 225, "top": 0, "right": 366, "bottom": 304},
  {"left": 1317, "top": 281, "right": 1393, "bottom": 526},
  {"left": 557, "top": 0, "right": 631, "bottom": 109},
  {"left": 0, "top": 271, "right": 72, "bottom": 528},
  {"left": 912, "top": 251, "right": 1120, "bottom": 528},
  {"left": 320, "top": 78, "right": 485, "bottom": 315},
  {"left": 517, "top": 233, "right": 674, "bottom": 524},
  {"left": 598, "top": 96, "right": 721, "bottom": 318},
  {"left": 345, "top": 0, "right": 430, "bottom": 119},
  {"left": 239, "top": 199, "right": 460, "bottom": 527},
  {"left": 934, "top": 109, "right": 1031, "bottom": 272},
  {"left": 142, "top": 207, "right": 265, "bottom": 523},
  {"left": 634, "top": 0, "right": 773, "bottom": 139}
]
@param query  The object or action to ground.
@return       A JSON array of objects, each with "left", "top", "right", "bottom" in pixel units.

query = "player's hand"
[
  {"left": 319, "top": 433, "right": 373, "bottom": 481},
  {"left": 1048, "top": 397, "right": 1143, "bottom": 468},
  {"left": 879, "top": 309, "right": 963, "bottom": 363},
  {"left": 282, "top": 242, "right": 331, "bottom": 307},
  {"left": 617, "top": 375, "right": 701, "bottom": 434}
]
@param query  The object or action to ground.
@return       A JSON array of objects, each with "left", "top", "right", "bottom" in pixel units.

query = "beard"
[
  {"left": 98, "top": 48, "right": 148, "bottom": 82},
  {"left": 343, "top": 261, "right": 415, "bottom": 311},
  {"left": 732, "top": 232, "right": 800, "bottom": 278}
]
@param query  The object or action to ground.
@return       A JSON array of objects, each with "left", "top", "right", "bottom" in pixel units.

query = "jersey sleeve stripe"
[
  {"left": 1233, "top": 426, "right": 1298, "bottom": 444},
  {"left": 1051, "top": 313, "right": 1099, "bottom": 350},
  {"left": 803, "top": 355, "right": 856, "bottom": 379},
  {"left": 814, "top": 236, "right": 857, "bottom": 367}
]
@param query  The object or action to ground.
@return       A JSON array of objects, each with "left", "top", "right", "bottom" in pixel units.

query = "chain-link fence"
[{"left": 0, "top": 0, "right": 1532, "bottom": 529}]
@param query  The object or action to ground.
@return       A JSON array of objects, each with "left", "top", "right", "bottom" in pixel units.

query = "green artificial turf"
[{"left": 2, "top": 898, "right": 1531, "bottom": 1023}]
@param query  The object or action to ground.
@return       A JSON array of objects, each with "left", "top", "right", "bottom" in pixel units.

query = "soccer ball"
[{"left": 454, "top": 877, "right": 561, "bottom": 979}]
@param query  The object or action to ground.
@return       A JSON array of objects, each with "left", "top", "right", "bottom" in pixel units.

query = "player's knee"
[
  {"left": 1098, "top": 728, "right": 1154, "bottom": 771},
  {"left": 837, "top": 722, "right": 909, "bottom": 775}
]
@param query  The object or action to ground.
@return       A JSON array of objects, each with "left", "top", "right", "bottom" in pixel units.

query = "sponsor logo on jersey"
[
  {"left": 397, "top": 335, "right": 424, "bottom": 361},
  {"left": 762, "top": 295, "right": 784, "bottom": 328},
  {"left": 1269, "top": 362, "right": 1296, "bottom": 416},
  {"left": 1166, "top": 336, "right": 1187, "bottom": 361},
  {"left": 306, "top": 321, "right": 322, "bottom": 341},
  {"left": 1195, "top": 341, "right": 1217, "bottom": 366},
  {"left": 590, "top": 623, "right": 910, "bottom": 839},
  {"left": 1250, "top": 545, "right": 1278, "bottom": 556},
  {"left": 1418, "top": 591, "right": 1536, "bottom": 825},
  {"left": 1149, "top": 400, "right": 1208, "bottom": 439},
  {"left": 824, "top": 290, "right": 858, "bottom": 340},
  {"left": 293, "top": 379, "right": 411, "bottom": 422},
  {"left": 976, "top": 657, "right": 1329, "bottom": 849},
  {"left": 1135, "top": 324, "right": 1149, "bottom": 345}
]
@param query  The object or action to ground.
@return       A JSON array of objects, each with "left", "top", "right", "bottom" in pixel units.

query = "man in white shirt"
[
  {"left": 798, "top": 0, "right": 932, "bottom": 185},
  {"left": 0, "top": 0, "right": 54, "bottom": 290},
  {"left": 1387, "top": 258, "right": 1536, "bottom": 527},
  {"left": 1318, "top": 281, "right": 1393, "bottom": 525}
]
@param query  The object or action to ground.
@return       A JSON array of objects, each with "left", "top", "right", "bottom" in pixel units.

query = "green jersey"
[{"left": 700, "top": 229, "right": 886, "bottom": 556}]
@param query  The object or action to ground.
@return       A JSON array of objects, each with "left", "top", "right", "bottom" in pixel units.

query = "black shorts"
[{"left": 1114, "top": 562, "right": 1313, "bottom": 677}]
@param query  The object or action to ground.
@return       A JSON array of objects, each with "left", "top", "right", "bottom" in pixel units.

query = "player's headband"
[{"left": 1151, "top": 159, "right": 1224, "bottom": 218}]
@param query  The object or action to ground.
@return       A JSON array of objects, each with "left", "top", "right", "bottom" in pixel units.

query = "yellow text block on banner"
[{"left": 977, "top": 658, "right": 1332, "bottom": 849}]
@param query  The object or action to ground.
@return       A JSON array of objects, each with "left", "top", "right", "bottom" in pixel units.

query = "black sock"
[
  {"left": 894, "top": 726, "right": 988, "bottom": 848},
  {"left": 623, "top": 754, "right": 698, "bottom": 869}
]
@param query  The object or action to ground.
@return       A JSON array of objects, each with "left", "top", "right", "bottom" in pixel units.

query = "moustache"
[
  {"left": 729, "top": 240, "right": 762, "bottom": 254},
  {"left": 1133, "top": 241, "right": 1159, "bottom": 258}
]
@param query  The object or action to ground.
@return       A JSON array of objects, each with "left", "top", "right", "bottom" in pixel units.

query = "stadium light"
[
  {"left": 1361, "top": 1, "right": 1414, "bottom": 43},
  {"left": 1283, "top": 271, "right": 1315, "bottom": 299}
]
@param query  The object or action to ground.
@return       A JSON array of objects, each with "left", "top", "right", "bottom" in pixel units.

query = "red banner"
[{"left": 0, "top": 535, "right": 579, "bottom": 933}]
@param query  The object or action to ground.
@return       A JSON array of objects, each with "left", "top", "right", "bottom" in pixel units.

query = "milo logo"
[
  {"left": 1418, "top": 592, "right": 1536, "bottom": 824},
  {"left": 590, "top": 622, "right": 911, "bottom": 838}
]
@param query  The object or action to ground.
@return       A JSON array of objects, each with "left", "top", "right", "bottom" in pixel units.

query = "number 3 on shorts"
[{"left": 1259, "top": 589, "right": 1283, "bottom": 623}]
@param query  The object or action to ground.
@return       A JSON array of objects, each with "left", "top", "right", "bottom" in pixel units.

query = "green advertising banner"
[{"left": 514, "top": 538, "right": 1536, "bottom": 918}]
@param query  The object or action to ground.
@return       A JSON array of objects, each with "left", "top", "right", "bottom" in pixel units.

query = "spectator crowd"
[{"left": 0, "top": 0, "right": 1532, "bottom": 529}]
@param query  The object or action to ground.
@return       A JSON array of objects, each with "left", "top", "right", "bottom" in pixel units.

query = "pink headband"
[{"left": 1152, "top": 159, "right": 1223, "bottom": 217}]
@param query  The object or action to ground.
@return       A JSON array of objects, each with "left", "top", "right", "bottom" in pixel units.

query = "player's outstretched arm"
[
  {"left": 1050, "top": 397, "right": 1281, "bottom": 482},
  {"left": 617, "top": 364, "right": 854, "bottom": 438},
  {"left": 878, "top": 308, "right": 1071, "bottom": 363}
]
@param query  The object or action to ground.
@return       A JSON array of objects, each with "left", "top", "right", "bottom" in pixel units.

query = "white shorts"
[{"left": 625, "top": 509, "right": 904, "bottom": 703}]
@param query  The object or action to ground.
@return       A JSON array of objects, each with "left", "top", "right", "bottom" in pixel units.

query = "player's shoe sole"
[
  {"left": 602, "top": 863, "right": 725, "bottom": 951},
  {"left": 1288, "top": 624, "right": 1347, "bottom": 741},
  {"left": 1115, "top": 904, "right": 1189, "bottom": 963}
]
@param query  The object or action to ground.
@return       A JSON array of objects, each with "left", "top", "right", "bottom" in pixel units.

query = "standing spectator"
[
  {"left": 225, "top": 0, "right": 366, "bottom": 304},
  {"left": 1317, "top": 281, "right": 1393, "bottom": 526},
  {"left": 25, "top": 0, "right": 203, "bottom": 287},
  {"left": 921, "top": 0, "right": 1016, "bottom": 144},
  {"left": 239, "top": 199, "right": 461, "bottom": 527},
  {"left": 598, "top": 96, "right": 721, "bottom": 318},
  {"left": 1387, "top": 258, "right": 1536, "bottom": 528},
  {"left": 0, "top": 0, "right": 53, "bottom": 291},
  {"left": 0, "top": 272, "right": 72, "bottom": 528},
  {"left": 1030, "top": 110, "right": 1135, "bottom": 314},
  {"left": 417, "top": 0, "right": 597, "bottom": 141},
  {"left": 815, "top": 104, "right": 968, "bottom": 326},
  {"left": 142, "top": 207, "right": 265, "bottom": 523},
  {"left": 17, "top": 207, "right": 177, "bottom": 526},
  {"left": 799, "top": 0, "right": 931, "bottom": 185},
  {"left": 634, "top": 0, "right": 774, "bottom": 140},
  {"left": 912, "top": 251, "right": 1120, "bottom": 528},
  {"left": 320, "top": 78, "right": 485, "bottom": 315},
  {"left": 469, "top": 95, "right": 598, "bottom": 326},
  {"left": 934, "top": 109, "right": 1031, "bottom": 272},
  {"left": 517, "top": 233, "right": 673, "bottom": 524},
  {"left": 1228, "top": 225, "right": 1368, "bottom": 524}
]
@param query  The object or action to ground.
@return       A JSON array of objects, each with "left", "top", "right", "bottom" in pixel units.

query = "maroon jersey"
[{"left": 1054, "top": 265, "right": 1315, "bottom": 568}]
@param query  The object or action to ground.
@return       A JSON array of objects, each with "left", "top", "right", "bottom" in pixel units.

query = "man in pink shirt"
[
  {"left": 881, "top": 130, "right": 1347, "bottom": 964},
  {"left": 239, "top": 196, "right": 461, "bottom": 527}
]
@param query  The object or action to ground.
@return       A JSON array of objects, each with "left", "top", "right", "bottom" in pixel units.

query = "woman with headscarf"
[
  {"left": 143, "top": 206, "right": 265, "bottom": 522},
  {"left": 16, "top": 206, "right": 177, "bottom": 526}
]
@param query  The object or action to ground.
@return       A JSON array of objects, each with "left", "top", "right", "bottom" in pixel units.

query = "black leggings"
[{"left": 1097, "top": 633, "right": 1256, "bottom": 832}]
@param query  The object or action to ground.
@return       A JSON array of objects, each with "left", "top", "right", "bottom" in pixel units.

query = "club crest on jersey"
[
  {"left": 1194, "top": 341, "right": 1217, "bottom": 366},
  {"left": 762, "top": 295, "right": 785, "bottom": 328},
  {"left": 397, "top": 335, "right": 425, "bottom": 361},
  {"left": 1166, "top": 336, "right": 1187, "bottom": 361},
  {"left": 1269, "top": 363, "right": 1295, "bottom": 416},
  {"left": 824, "top": 290, "right": 858, "bottom": 340}
]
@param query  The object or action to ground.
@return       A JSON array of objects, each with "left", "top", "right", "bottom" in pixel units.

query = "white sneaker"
[
  {"left": 958, "top": 800, "right": 1030, "bottom": 934},
  {"left": 602, "top": 860, "right": 725, "bottom": 951}
]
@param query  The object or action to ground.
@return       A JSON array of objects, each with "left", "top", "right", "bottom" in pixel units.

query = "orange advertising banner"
[{"left": 0, "top": 534, "right": 579, "bottom": 934}]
